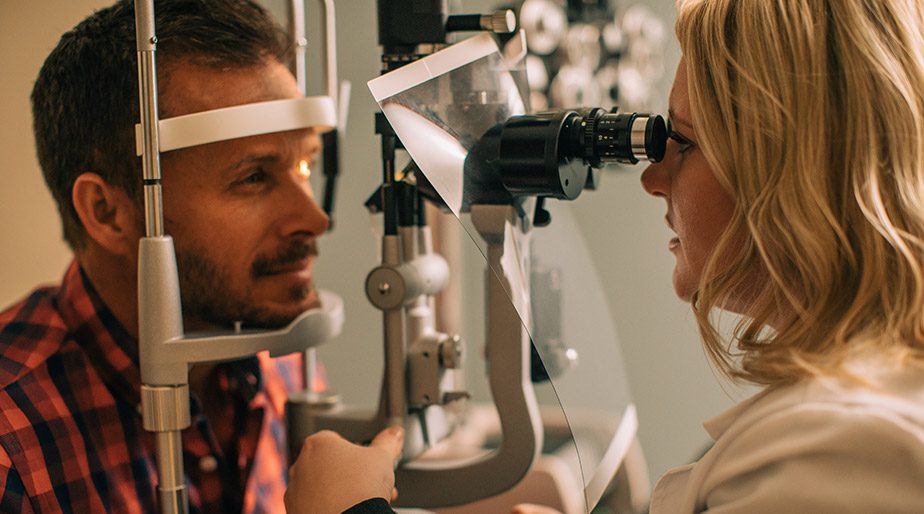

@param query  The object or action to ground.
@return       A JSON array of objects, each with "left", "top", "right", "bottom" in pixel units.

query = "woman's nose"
[{"left": 641, "top": 161, "right": 669, "bottom": 198}]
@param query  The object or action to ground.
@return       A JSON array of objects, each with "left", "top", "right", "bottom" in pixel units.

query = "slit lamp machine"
[{"left": 133, "top": 1, "right": 667, "bottom": 512}]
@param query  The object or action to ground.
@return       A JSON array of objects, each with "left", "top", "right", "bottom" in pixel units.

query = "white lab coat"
[{"left": 649, "top": 358, "right": 924, "bottom": 513}]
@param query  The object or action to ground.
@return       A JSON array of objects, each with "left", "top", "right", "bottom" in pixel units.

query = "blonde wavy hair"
[{"left": 675, "top": 0, "right": 924, "bottom": 384}]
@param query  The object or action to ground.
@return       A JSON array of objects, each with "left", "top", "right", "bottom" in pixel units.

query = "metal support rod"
[
  {"left": 135, "top": 0, "right": 164, "bottom": 238},
  {"left": 381, "top": 234, "right": 406, "bottom": 425},
  {"left": 318, "top": 0, "right": 343, "bottom": 226},
  {"left": 320, "top": 0, "right": 338, "bottom": 106},
  {"left": 381, "top": 135, "right": 398, "bottom": 236},
  {"left": 399, "top": 226, "right": 418, "bottom": 263},
  {"left": 303, "top": 349, "right": 318, "bottom": 392},
  {"left": 135, "top": 3, "right": 188, "bottom": 513},
  {"left": 141, "top": 381, "right": 191, "bottom": 514},
  {"left": 290, "top": 0, "right": 307, "bottom": 91},
  {"left": 384, "top": 307, "right": 406, "bottom": 424},
  {"left": 289, "top": 0, "right": 319, "bottom": 394},
  {"left": 155, "top": 431, "right": 188, "bottom": 514}
]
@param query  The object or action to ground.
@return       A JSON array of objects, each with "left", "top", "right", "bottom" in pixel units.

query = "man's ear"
[{"left": 72, "top": 173, "right": 141, "bottom": 256}]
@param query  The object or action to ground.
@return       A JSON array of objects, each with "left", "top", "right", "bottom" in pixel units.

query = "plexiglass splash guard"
[{"left": 369, "top": 33, "right": 636, "bottom": 510}]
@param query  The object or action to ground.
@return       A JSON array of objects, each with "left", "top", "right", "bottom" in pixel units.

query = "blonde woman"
[
  {"left": 631, "top": 0, "right": 924, "bottom": 510},
  {"left": 286, "top": 1, "right": 924, "bottom": 512}
]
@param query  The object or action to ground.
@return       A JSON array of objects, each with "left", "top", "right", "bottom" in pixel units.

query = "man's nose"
[{"left": 279, "top": 172, "right": 329, "bottom": 238}]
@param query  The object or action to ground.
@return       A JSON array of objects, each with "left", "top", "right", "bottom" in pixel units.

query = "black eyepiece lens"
[{"left": 646, "top": 115, "right": 667, "bottom": 163}]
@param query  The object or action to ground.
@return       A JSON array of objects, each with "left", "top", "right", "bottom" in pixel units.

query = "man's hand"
[{"left": 285, "top": 426, "right": 404, "bottom": 514}]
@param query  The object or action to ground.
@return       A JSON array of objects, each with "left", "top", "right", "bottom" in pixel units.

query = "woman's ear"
[{"left": 71, "top": 172, "right": 141, "bottom": 256}]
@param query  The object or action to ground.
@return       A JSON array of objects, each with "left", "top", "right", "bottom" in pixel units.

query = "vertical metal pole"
[
  {"left": 290, "top": 0, "right": 307, "bottom": 93},
  {"left": 382, "top": 235, "right": 406, "bottom": 425},
  {"left": 135, "top": 2, "right": 188, "bottom": 513},
  {"left": 380, "top": 130, "right": 405, "bottom": 425},
  {"left": 319, "top": 0, "right": 342, "bottom": 224},
  {"left": 154, "top": 432, "right": 186, "bottom": 512},
  {"left": 290, "top": 0, "right": 320, "bottom": 393},
  {"left": 135, "top": 0, "right": 164, "bottom": 238},
  {"left": 320, "top": 0, "right": 338, "bottom": 106}
]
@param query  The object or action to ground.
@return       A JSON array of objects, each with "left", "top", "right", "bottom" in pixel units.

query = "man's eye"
[{"left": 239, "top": 169, "right": 268, "bottom": 185}]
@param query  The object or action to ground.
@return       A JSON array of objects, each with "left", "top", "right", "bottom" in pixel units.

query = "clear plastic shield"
[{"left": 369, "top": 34, "right": 637, "bottom": 510}]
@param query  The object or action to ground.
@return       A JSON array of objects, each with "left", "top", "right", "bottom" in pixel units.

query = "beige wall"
[
  {"left": 1, "top": 0, "right": 754, "bottom": 492},
  {"left": 0, "top": 1, "right": 112, "bottom": 308}
]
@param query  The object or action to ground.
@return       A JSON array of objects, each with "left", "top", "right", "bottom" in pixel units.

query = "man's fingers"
[{"left": 369, "top": 426, "right": 404, "bottom": 462}]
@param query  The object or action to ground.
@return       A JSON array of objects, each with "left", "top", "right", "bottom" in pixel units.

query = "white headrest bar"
[{"left": 134, "top": 96, "right": 336, "bottom": 156}]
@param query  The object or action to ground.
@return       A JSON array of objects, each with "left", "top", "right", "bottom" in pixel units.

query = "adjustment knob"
[
  {"left": 482, "top": 10, "right": 517, "bottom": 33},
  {"left": 439, "top": 335, "right": 464, "bottom": 369}
]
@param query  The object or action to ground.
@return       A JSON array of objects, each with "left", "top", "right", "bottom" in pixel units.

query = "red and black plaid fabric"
[{"left": 0, "top": 262, "right": 304, "bottom": 513}]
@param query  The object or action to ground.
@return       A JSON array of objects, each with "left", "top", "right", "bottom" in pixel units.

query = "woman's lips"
[{"left": 669, "top": 237, "right": 681, "bottom": 251}]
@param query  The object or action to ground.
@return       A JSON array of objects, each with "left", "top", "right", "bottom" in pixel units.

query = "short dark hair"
[{"left": 31, "top": 0, "right": 291, "bottom": 250}]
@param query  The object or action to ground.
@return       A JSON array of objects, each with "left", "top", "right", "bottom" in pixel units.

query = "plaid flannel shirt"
[{"left": 0, "top": 261, "right": 305, "bottom": 513}]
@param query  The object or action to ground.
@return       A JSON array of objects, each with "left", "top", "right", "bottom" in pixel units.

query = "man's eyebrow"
[
  {"left": 225, "top": 131, "right": 322, "bottom": 171},
  {"left": 668, "top": 108, "right": 694, "bottom": 129},
  {"left": 306, "top": 142, "right": 321, "bottom": 159},
  {"left": 228, "top": 153, "right": 280, "bottom": 172}
]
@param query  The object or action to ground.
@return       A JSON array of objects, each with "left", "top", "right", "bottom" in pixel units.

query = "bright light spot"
[{"left": 299, "top": 160, "right": 312, "bottom": 179}]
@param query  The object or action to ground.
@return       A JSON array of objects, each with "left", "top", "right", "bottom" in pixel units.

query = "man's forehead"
[{"left": 162, "top": 58, "right": 301, "bottom": 117}]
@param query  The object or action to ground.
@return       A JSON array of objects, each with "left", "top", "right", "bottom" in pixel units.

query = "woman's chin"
[{"left": 672, "top": 267, "right": 697, "bottom": 303}]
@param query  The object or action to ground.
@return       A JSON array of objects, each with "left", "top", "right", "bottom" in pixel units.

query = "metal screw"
[{"left": 378, "top": 282, "right": 391, "bottom": 295}]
